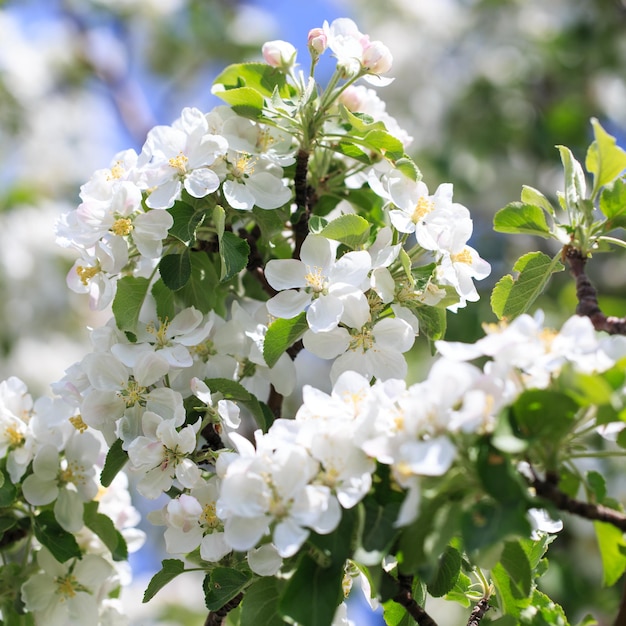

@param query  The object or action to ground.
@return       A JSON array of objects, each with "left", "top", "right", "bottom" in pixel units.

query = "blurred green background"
[{"left": 1, "top": 0, "right": 625, "bottom": 623}]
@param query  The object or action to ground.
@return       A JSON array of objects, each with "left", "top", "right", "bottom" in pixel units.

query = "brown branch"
[
  {"left": 566, "top": 246, "right": 626, "bottom": 335},
  {"left": 393, "top": 574, "right": 438, "bottom": 626},
  {"left": 292, "top": 149, "right": 311, "bottom": 260},
  {"left": 238, "top": 226, "right": 277, "bottom": 298},
  {"left": 466, "top": 598, "right": 490, "bottom": 626},
  {"left": 204, "top": 593, "right": 244, "bottom": 626},
  {"left": 531, "top": 475, "right": 626, "bottom": 531}
]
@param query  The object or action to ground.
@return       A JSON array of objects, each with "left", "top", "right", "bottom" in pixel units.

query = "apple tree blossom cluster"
[{"left": 2, "top": 15, "right": 626, "bottom": 626}]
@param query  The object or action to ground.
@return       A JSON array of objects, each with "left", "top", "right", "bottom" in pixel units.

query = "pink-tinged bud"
[
  {"left": 307, "top": 27, "right": 327, "bottom": 56},
  {"left": 262, "top": 40, "right": 297, "bottom": 70},
  {"left": 361, "top": 40, "right": 393, "bottom": 75},
  {"left": 338, "top": 86, "right": 365, "bottom": 111}
]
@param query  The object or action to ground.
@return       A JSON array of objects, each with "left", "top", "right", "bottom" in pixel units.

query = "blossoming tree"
[{"left": 2, "top": 16, "right": 626, "bottom": 626}]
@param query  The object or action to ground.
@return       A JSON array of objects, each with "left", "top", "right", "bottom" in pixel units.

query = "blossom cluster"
[{"left": 0, "top": 376, "right": 144, "bottom": 625}]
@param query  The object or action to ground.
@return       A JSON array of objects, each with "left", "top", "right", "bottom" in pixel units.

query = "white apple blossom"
[
  {"left": 156, "top": 478, "right": 232, "bottom": 562},
  {"left": 303, "top": 315, "right": 416, "bottom": 384},
  {"left": 139, "top": 106, "right": 228, "bottom": 209},
  {"left": 127, "top": 412, "right": 202, "bottom": 498},
  {"left": 21, "top": 549, "right": 115, "bottom": 626},
  {"left": 22, "top": 432, "right": 101, "bottom": 532},
  {"left": 216, "top": 431, "right": 340, "bottom": 557},
  {"left": 265, "top": 234, "right": 371, "bottom": 333}
]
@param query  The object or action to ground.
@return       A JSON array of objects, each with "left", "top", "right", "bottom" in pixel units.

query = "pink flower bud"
[
  {"left": 338, "top": 86, "right": 365, "bottom": 111},
  {"left": 307, "top": 28, "right": 327, "bottom": 56},
  {"left": 262, "top": 40, "right": 297, "bottom": 70},
  {"left": 361, "top": 40, "right": 393, "bottom": 75}
]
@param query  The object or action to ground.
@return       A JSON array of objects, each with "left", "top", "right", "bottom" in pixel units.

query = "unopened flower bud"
[
  {"left": 307, "top": 27, "right": 327, "bottom": 56},
  {"left": 262, "top": 40, "right": 297, "bottom": 70},
  {"left": 361, "top": 40, "right": 393, "bottom": 75}
]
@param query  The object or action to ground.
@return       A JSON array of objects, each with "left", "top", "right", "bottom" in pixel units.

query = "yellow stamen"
[
  {"left": 349, "top": 329, "right": 374, "bottom": 353},
  {"left": 107, "top": 161, "right": 124, "bottom": 180},
  {"left": 69, "top": 415, "right": 88, "bottom": 433},
  {"left": 168, "top": 152, "right": 189, "bottom": 173},
  {"left": 56, "top": 574, "right": 78, "bottom": 599},
  {"left": 411, "top": 196, "right": 435, "bottom": 223},
  {"left": 76, "top": 265, "right": 99, "bottom": 286},
  {"left": 200, "top": 502, "right": 220, "bottom": 529},
  {"left": 110, "top": 217, "right": 134, "bottom": 237},
  {"left": 451, "top": 248, "right": 473, "bottom": 264},
  {"left": 231, "top": 153, "right": 256, "bottom": 178},
  {"left": 304, "top": 266, "right": 326, "bottom": 293},
  {"left": 4, "top": 425, "right": 24, "bottom": 447}
]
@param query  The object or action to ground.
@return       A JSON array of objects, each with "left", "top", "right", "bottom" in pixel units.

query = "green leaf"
[
  {"left": 586, "top": 118, "right": 626, "bottom": 197},
  {"left": 213, "top": 87, "right": 264, "bottom": 119},
  {"left": 445, "top": 572, "right": 473, "bottom": 608},
  {"left": 363, "top": 129, "right": 404, "bottom": 160},
  {"left": 143, "top": 559, "right": 186, "bottom": 603},
  {"left": 83, "top": 501, "right": 128, "bottom": 562},
  {"left": 159, "top": 250, "right": 191, "bottom": 291},
  {"left": 558, "top": 145, "right": 587, "bottom": 215},
  {"left": 240, "top": 578, "right": 284, "bottom": 626},
  {"left": 493, "top": 202, "right": 552, "bottom": 238},
  {"left": 511, "top": 389, "right": 579, "bottom": 441},
  {"left": 100, "top": 438, "right": 128, "bottom": 487},
  {"left": 520, "top": 589, "right": 570, "bottom": 625},
  {"left": 521, "top": 185, "right": 556, "bottom": 217},
  {"left": 427, "top": 545, "right": 462, "bottom": 598},
  {"left": 112, "top": 276, "right": 151, "bottom": 334},
  {"left": 499, "top": 540, "right": 532, "bottom": 598},
  {"left": 33, "top": 511, "right": 82, "bottom": 563},
  {"left": 599, "top": 178, "right": 626, "bottom": 230},
  {"left": 280, "top": 509, "right": 357, "bottom": 626},
  {"left": 204, "top": 567, "right": 251, "bottom": 611},
  {"left": 357, "top": 498, "right": 401, "bottom": 564},
  {"left": 490, "top": 251, "right": 564, "bottom": 320},
  {"left": 151, "top": 278, "right": 176, "bottom": 322},
  {"left": 413, "top": 305, "right": 446, "bottom": 343},
  {"left": 219, "top": 231, "right": 250, "bottom": 282},
  {"left": 204, "top": 378, "right": 268, "bottom": 431},
  {"left": 320, "top": 214, "right": 371, "bottom": 249},
  {"left": 339, "top": 105, "right": 387, "bottom": 134},
  {"left": 461, "top": 500, "right": 531, "bottom": 554},
  {"left": 333, "top": 141, "right": 371, "bottom": 165},
  {"left": 213, "top": 62, "right": 290, "bottom": 99},
  {"left": 594, "top": 521, "right": 626, "bottom": 587},
  {"left": 263, "top": 312, "right": 308, "bottom": 368},
  {"left": 179, "top": 252, "right": 221, "bottom": 314},
  {"left": 167, "top": 201, "right": 205, "bottom": 243},
  {"left": 382, "top": 599, "right": 414, "bottom": 626},
  {"left": 0, "top": 467, "right": 16, "bottom": 507},
  {"left": 586, "top": 470, "right": 607, "bottom": 503},
  {"left": 476, "top": 441, "right": 528, "bottom": 505}
]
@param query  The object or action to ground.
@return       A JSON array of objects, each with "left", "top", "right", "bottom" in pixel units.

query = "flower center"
[
  {"left": 411, "top": 196, "right": 435, "bottom": 223},
  {"left": 304, "top": 265, "right": 327, "bottom": 293},
  {"left": 59, "top": 459, "right": 87, "bottom": 486},
  {"left": 231, "top": 153, "right": 256, "bottom": 179},
  {"left": 110, "top": 217, "right": 134, "bottom": 237},
  {"left": 118, "top": 378, "right": 147, "bottom": 408},
  {"left": 69, "top": 415, "right": 88, "bottom": 433},
  {"left": 107, "top": 161, "right": 124, "bottom": 180},
  {"left": 56, "top": 574, "right": 79, "bottom": 599},
  {"left": 146, "top": 319, "right": 170, "bottom": 348},
  {"left": 76, "top": 265, "right": 99, "bottom": 286},
  {"left": 349, "top": 328, "right": 374, "bottom": 353},
  {"left": 169, "top": 152, "right": 189, "bottom": 174},
  {"left": 451, "top": 248, "right": 472, "bottom": 264},
  {"left": 4, "top": 425, "right": 24, "bottom": 447},
  {"left": 190, "top": 339, "right": 217, "bottom": 361},
  {"left": 200, "top": 502, "right": 220, "bottom": 530}
]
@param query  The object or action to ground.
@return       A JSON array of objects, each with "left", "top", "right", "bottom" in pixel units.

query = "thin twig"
[
  {"left": 566, "top": 246, "right": 626, "bottom": 335},
  {"left": 292, "top": 149, "right": 311, "bottom": 260},
  {"left": 466, "top": 598, "right": 490, "bottom": 626},
  {"left": 393, "top": 574, "right": 439, "bottom": 626},
  {"left": 531, "top": 474, "right": 626, "bottom": 531}
]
